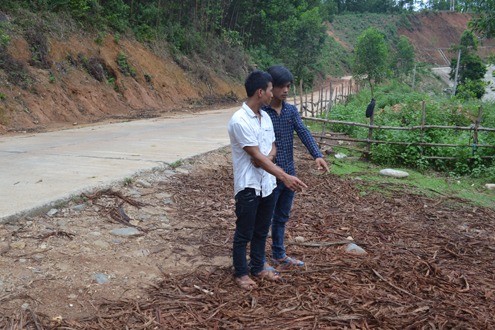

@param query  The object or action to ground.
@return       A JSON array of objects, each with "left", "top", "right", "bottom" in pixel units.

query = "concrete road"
[{"left": 0, "top": 107, "right": 238, "bottom": 222}]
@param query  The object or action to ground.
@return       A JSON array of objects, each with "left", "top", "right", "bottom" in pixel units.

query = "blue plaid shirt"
[{"left": 263, "top": 102, "right": 323, "bottom": 176}]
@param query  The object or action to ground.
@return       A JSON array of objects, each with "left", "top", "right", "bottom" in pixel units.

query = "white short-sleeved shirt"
[{"left": 228, "top": 102, "right": 276, "bottom": 197}]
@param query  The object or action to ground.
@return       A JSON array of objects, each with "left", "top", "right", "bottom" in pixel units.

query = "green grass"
[{"left": 327, "top": 149, "right": 495, "bottom": 209}]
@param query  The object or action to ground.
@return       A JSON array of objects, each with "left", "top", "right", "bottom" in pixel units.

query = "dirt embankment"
[
  {"left": 0, "top": 30, "right": 245, "bottom": 134},
  {"left": 399, "top": 12, "right": 495, "bottom": 65}
]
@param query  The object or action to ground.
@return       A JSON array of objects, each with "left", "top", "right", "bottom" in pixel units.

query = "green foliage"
[
  {"left": 94, "top": 32, "right": 104, "bottom": 45},
  {"left": 468, "top": 0, "right": 495, "bottom": 38},
  {"left": 116, "top": 52, "right": 136, "bottom": 77},
  {"left": 460, "top": 29, "right": 478, "bottom": 51},
  {"left": 25, "top": 24, "right": 52, "bottom": 69},
  {"left": 450, "top": 30, "right": 487, "bottom": 99},
  {"left": 329, "top": 155, "right": 495, "bottom": 209},
  {"left": 392, "top": 35, "right": 415, "bottom": 78},
  {"left": 0, "top": 93, "right": 6, "bottom": 100},
  {"left": 353, "top": 27, "right": 389, "bottom": 96},
  {"left": 328, "top": 80, "right": 495, "bottom": 177},
  {"left": 455, "top": 79, "right": 487, "bottom": 100}
]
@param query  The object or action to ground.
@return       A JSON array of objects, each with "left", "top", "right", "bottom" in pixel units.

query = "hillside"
[
  {"left": 1, "top": 11, "right": 494, "bottom": 134},
  {"left": 0, "top": 16, "right": 245, "bottom": 134},
  {"left": 326, "top": 11, "right": 495, "bottom": 75}
]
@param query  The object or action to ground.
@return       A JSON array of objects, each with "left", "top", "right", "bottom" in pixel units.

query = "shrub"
[
  {"left": 25, "top": 24, "right": 52, "bottom": 69},
  {"left": 116, "top": 52, "right": 136, "bottom": 77}
]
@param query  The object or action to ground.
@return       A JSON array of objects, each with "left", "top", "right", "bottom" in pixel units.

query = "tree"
[
  {"left": 352, "top": 27, "right": 389, "bottom": 97},
  {"left": 468, "top": 0, "right": 495, "bottom": 38},
  {"left": 450, "top": 29, "right": 487, "bottom": 98},
  {"left": 393, "top": 35, "right": 415, "bottom": 78}
]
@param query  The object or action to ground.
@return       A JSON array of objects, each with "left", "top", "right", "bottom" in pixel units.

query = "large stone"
[
  {"left": 93, "top": 273, "right": 109, "bottom": 284},
  {"left": 110, "top": 227, "right": 141, "bottom": 237},
  {"left": 345, "top": 243, "right": 367, "bottom": 255},
  {"left": 485, "top": 183, "right": 495, "bottom": 190},
  {"left": 379, "top": 169, "right": 409, "bottom": 178},
  {"left": 47, "top": 208, "right": 59, "bottom": 217}
]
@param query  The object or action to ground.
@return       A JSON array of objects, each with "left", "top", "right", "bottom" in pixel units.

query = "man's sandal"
[
  {"left": 234, "top": 275, "right": 258, "bottom": 290},
  {"left": 272, "top": 256, "right": 305, "bottom": 269},
  {"left": 253, "top": 265, "right": 282, "bottom": 281}
]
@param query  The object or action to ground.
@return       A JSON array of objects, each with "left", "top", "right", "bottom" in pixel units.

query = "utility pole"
[{"left": 452, "top": 49, "right": 461, "bottom": 96}]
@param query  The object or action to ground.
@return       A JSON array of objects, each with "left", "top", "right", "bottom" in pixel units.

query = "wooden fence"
[
  {"left": 295, "top": 83, "right": 495, "bottom": 160},
  {"left": 292, "top": 78, "right": 358, "bottom": 118}
]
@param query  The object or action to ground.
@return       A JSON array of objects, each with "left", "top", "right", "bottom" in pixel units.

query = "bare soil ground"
[{"left": 1, "top": 143, "right": 494, "bottom": 329}]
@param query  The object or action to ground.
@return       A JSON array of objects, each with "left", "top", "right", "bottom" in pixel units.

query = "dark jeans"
[
  {"left": 271, "top": 181, "right": 295, "bottom": 260},
  {"left": 233, "top": 188, "right": 276, "bottom": 277}
]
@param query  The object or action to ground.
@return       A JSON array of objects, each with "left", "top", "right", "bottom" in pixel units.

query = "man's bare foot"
[
  {"left": 253, "top": 265, "right": 282, "bottom": 281},
  {"left": 234, "top": 275, "right": 258, "bottom": 290}
]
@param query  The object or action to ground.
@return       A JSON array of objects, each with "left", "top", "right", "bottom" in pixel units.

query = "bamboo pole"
[
  {"left": 311, "top": 134, "right": 495, "bottom": 148},
  {"left": 472, "top": 106, "right": 483, "bottom": 155},
  {"left": 299, "top": 79, "right": 304, "bottom": 116},
  {"left": 310, "top": 87, "right": 314, "bottom": 117},
  {"left": 302, "top": 117, "right": 495, "bottom": 132},
  {"left": 293, "top": 84, "right": 297, "bottom": 108},
  {"left": 366, "top": 109, "right": 375, "bottom": 159},
  {"left": 420, "top": 101, "right": 426, "bottom": 157},
  {"left": 318, "top": 83, "right": 325, "bottom": 115}
]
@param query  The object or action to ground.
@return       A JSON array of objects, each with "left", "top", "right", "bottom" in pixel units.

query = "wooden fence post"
[
  {"left": 366, "top": 109, "right": 374, "bottom": 159},
  {"left": 420, "top": 101, "right": 426, "bottom": 157},
  {"left": 299, "top": 79, "right": 304, "bottom": 116},
  {"left": 293, "top": 84, "right": 297, "bottom": 108},
  {"left": 472, "top": 105, "right": 483, "bottom": 155}
]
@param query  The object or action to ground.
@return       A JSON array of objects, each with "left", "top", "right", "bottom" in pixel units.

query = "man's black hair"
[
  {"left": 267, "top": 65, "right": 294, "bottom": 87},
  {"left": 245, "top": 70, "right": 273, "bottom": 97}
]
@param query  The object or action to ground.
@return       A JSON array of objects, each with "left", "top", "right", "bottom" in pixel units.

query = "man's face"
[
  {"left": 272, "top": 82, "right": 291, "bottom": 101},
  {"left": 260, "top": 82, "right": 273, "bottom": 106}
]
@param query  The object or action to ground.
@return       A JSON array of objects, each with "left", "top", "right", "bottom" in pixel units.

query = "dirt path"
[{"left": 1, "top": 144, "right": 494, "bottom": 328}]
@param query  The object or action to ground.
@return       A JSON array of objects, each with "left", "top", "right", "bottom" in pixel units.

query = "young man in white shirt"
[{"left": 228, "top": 70, "right": 307, "bottom": 290}]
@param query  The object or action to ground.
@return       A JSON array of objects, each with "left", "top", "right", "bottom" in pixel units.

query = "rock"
[
  {"left": 93, "top": 273, "right": 109, "bottom": 284},
  {"left": 129, "top": 220, "right": 140, "bottom": 226},
  {"left": 346, "top": 236, "right": 354, "bottom": 241},
  {"left": 72, "top": 204, "right": 86, "bottom": 212},
  {"left": 163, "top": 198, "right": 173, "bottom": 205},
  {"left": 128, "top": 189, "right": 141, "bottom": 198},
  {"left": 135, "top": 179, "right": 152, "bottom": 188},
  {"left": 485, "top": 183, "right": 495, "bottom": 190},
  {"left": 110, "top": 227, "right": 141, "bottom": 237},
  {"left": 47, "top": 208, "right": 59, "bottom": 217},
  {"left": 175, "top": 167, "right": 190, "bottom": 174},
  {"left": 335, "top": 153, "right": 347, "bottom": 159},
  {"left": 21, "top": 303, "right": 30, "bottom": 310},
  {"left": 11, "top": 241, "right": 26, "bottom": 249},
  {"left": 345, "top": 243, "right": 367, "bottom": 255},
  {"left": 93, "top": 240, "right": 110, "bottom": 249},
  {"left": 68, "top": 294, "right": 78, "bottom": 300},
  {"left": 0, "top": 241, "right": 10, "bottom": 254},
  {"left": 379, "top": 169, "right": 409, "bottom": 178},
  {"left": 157, "top": 192, "right": 172, "bottom": 199},
  {"left": 294, "top": 236, "right": 305, "bottom": 243},
  {"left": 133, "top": 249, "right": 151, "bottom": 257},
  {"left": 89, "top": 231, "right": 102, "bottom": 236}
]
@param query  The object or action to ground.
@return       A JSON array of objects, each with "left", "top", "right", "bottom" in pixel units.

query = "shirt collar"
[
  {"left": 242, "top": 102, "right": 264, "bottom": 118},
  {"left": 263, "top": 101, "right": 286, "bottom": 112}
]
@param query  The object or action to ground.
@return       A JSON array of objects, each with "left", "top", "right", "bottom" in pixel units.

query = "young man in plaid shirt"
[{"left": 263, "top": 65, "right": 329, "bottom": 269}]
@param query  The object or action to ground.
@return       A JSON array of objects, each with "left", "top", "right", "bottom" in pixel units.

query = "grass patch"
[{"left": 328, "top": 152, "right": 495, "bottom": 209}]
